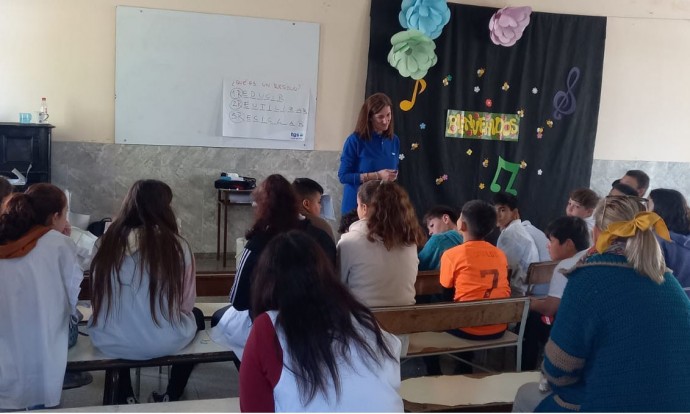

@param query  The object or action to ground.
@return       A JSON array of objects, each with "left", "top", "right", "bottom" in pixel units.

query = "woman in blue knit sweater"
[{"left": 514, "top": 195, "right": 690, "bottom": 412}]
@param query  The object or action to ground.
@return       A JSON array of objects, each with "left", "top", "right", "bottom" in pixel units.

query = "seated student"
[
  {"left": 240, "top": 230, "right": 403, "bottom": 412},
  {"left": 565, "top": 187, "right": 599, "bottom": 233},
  {"left": 440, "top": 200, "right": 511, "bottom": 339},
  {"left": 89, "top": 180, "right": 203, "bottom": 404},
  {"left": 616, "top": 169, "right": 650, "bottom": 197},
  {"left": 521, "top": 216, "right": 590, "bottom": 371},
  {"left": 337, "top": 180, "right": 426, "bottom": 307},
  {"left": 418, "top": 205, "right": 463, "bottom": 270},
  {"left": 493, "top": 193, "right": 540, "bottom": 295},
  {"left": 649, "top": 188, "right": 690, "bottom": 289},
  {"left": 609, "top": 180, "right": 638, "bottom": 197},
  {"left": 514, "top": 196, "right": 690, "bottom": 412},
  {"left": 0, "top": 184, "right": 83, "bottom": 410},
  {"left": 292, "top": 177, "right": 335, "bottom": 241},
  {"left": 338, "top": 208, "right": 359, "bottom": 234},
  {"left": 212, "top": 174, "right": 336, "bottom": 361}
]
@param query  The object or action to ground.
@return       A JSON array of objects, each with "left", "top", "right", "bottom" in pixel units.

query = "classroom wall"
[{"left": 3, "top": 0, "right": 690, "bottom": 252}]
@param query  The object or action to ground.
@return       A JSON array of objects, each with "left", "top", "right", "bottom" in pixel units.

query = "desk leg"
[
  {"left": 217, "top": 196, "right": 221, "bottom": 261},
  {"left": 103, "top": 368, "right": 120, "bottom": 405},
  {"left": 223, "top": 199, "right": 228, "bottom": 268}
]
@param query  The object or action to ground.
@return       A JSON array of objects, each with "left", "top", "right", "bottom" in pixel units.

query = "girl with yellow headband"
[{"left": 514, "top": 196, "right": 690, "bottom": 412}]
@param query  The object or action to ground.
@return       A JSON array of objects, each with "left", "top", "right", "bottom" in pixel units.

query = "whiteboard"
[{"left": 115, "top": 6, "right": 320, "bottom": 150}]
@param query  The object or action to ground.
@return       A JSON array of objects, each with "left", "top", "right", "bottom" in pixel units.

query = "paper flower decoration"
[
  {"left": 536, "top": 127, "right": 544, "bottom": 139},
  {"left": 399, "top": 154, "right": 406, "bottom": 160},
  {"left": 485, "top": 99, "right": 493, "bottom": 108},
  {"left": 419, "top": 122, "right": 427, "bottom": 129},
  {"left": 466, "top": 149, "right": 473, "bottom": 156},
  {"left": 474, "top": 86, "right": 481, "bottom": 93},
  {"left": 482, "top": 159, "right": 489, "bottom": 168},
  {"left": 435, "top": 174, "right": 449, "bottom": 185},
  {"left": 532, "top": 87, "right": 538, "bottom": 94},
  {"left": 537, "top": 169, "right": 543, "bottom": 175},
  {"left": 442, "top": 75, "right": 452, "bottom": 86},
  {"left": 477, "top": 68, "right": 485, "bottom": 77},
  {"left": 479, "top": 183, "right": 486, "bottom": 190},
  {"left": 520, "top": 160, "right": 527, "bottom": 169},
  {"left": 388, "top": 30, "right": 438, "bottom": 80},
  {"left": 517, "top": 109, "right": 525, "bottom": 117},
  {"left": 502, "top": 82, "right": 510, "bottom": 91},
  {"left": 399, "top": 0, "right": 451, "bottom": 40},
  {"left": 489, "top": 6, "right": 532, "bottom": 47},
  {"left": 546, "top": 119, "right": 554, "bottom": 128},
  {"left": 411, "top": 142, "right": 419, "bottom": 150}
]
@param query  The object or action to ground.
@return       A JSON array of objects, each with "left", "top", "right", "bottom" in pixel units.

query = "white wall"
[{"left": 1, "top": 0, "right": 689, "bottom": 158}]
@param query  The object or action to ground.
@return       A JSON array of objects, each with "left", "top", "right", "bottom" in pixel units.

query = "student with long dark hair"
[
  {"left": 240, "top": 230, "right": 402, "bottom": 412},
  {"left": 88, "top": 180, "right": 202, "bottom": 404},
  {"left": 649, "top": 188, "right": 690, "bottom": 288},
  {"left": 211, "top": 174, "right": 336, "bottom": 360},
  {"left": 0, "top": 184, "right": 82, "bottom": 410}
]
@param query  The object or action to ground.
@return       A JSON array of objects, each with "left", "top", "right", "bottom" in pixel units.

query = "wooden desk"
[{"left": 216, "top": 189, "right": 252, "bottom": 268}]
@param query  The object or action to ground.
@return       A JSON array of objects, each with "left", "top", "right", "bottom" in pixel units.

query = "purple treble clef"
[{"left": 552, "top": 67, "right": 580, "bottom": 120}]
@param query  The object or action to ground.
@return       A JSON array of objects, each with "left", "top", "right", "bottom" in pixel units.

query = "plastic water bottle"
[{"left": 39, "top": 97, "right": 48, "bottom": 123}]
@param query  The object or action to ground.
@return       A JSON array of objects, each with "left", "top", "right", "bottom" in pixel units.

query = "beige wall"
[{"left": 2, "top": 0, "right": 689, "bottom": 159}]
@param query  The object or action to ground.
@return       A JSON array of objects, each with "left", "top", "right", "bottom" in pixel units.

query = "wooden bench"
[
  {"left": 67, "top": 331, "right": 236, "bottom": 405},
  {"left": 526, "top": 260, "right": 559, "bottom": 296},
  {"left": 42, "top": 397, "right": 240, "bottom": 412},
  {"left": 400, "top": 371, "right": 541, "bottom": 412},
  {"left": 415, "top": 270, "right": 444, "bottom": 296},
  {"left": 372, "top": 297, "right": 530, "bottom": 372}
]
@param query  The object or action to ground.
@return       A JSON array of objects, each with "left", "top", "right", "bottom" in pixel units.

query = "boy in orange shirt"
[{"left": 440, "top": 200, "right": 511, "bottom": 339}]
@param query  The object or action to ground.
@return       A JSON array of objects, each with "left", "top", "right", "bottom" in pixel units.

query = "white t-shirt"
[
  {"left": 547, "top": 250, "right": 588, "bottom": 299},
  {"left": 498, "top": 219, "right": 540, "bottom": 295},
  {"left": 522, "top": 220, "right": 551, "bottom": 262}
]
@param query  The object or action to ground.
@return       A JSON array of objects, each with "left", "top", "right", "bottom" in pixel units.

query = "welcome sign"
[{"left": 445, "top": 110, "right": 520, "bottom": 141}]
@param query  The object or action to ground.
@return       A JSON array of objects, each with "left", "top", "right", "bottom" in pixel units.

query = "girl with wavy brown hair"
[{"left": 337, "top": 180, "right": 426, "bottom": 308}]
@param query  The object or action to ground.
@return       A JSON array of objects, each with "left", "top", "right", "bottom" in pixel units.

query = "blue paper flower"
[
  {"left": 388, "top": 30, "right": 438, "bottom": 80},
  {"left": 399, "top": 0, "right": 451, "bottom": 40}
]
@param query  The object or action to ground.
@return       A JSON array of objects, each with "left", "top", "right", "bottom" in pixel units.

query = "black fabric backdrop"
[{"left": 366, "top": 1, "right": 607, "bottom": 231}]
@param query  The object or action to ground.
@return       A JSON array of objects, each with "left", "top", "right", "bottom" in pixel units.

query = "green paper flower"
[{"left": 387, "top": 30, "right": 438, "bottom": 80}]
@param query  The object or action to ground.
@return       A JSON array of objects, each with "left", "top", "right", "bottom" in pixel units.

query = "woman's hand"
[{"left": 378, "top": 169, "right": 398, "bottom": 181}]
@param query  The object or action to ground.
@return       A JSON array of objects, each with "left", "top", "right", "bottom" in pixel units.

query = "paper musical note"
[
  {"left": 489, "top": 156, "right": 520, "bottom": 195},
  {"left": 552, "top": 67, "right": 580, "bottom": 120},
  {"left": 400, "top": 79, "right": 427, "bottom": 111}
]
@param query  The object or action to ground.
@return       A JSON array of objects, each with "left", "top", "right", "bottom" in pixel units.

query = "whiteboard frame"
[{"left": 115, "top": 6, "right": 319, "bottom": 150}]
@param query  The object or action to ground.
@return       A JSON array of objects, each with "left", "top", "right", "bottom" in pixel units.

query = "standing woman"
[
  {"left": 513, "top": 196, "right": 690, "bottom": 412},
  {"left": 338, "top": 93, "right": 400, "bottom": 214},
  {"left": 88, "top": 180, "right": 203, "bottom": 404},
  {"left": 240, "top": 230, "right": 403, "bottom": 412},
  {"left": 649, "top": 188, "right": 690, "bottom": 289},
  {"left": 338, "top": 180, "right": 426, "bottom": 307},
  {"left": 0, "top": 184, "right": 82, "bottom": 410}
]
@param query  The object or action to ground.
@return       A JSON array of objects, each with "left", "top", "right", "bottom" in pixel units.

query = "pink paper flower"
[{"left": 489, "top": 6, "right": 532, "bottom": 47}]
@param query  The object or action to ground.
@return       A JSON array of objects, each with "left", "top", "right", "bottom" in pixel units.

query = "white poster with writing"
[{"left": 222, "top": 78, "right": 309, "bottom": 141}]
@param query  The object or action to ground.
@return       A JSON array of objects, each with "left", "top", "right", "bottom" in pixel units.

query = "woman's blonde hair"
[
  {"left": 594, "top": 196, "right": 666, "bottom": 283},
  {"left": 357, "top": 180, "right": 426, "bottom": 250}
]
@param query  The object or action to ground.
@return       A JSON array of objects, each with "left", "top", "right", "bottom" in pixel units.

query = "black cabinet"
[{"left": 0, "top": 122, "right": 53, "bottom": 188}]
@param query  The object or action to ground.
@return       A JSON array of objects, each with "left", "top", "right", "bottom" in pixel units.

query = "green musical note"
[{"left": 490, "top": 156, "right": 520, "bottom": 196}]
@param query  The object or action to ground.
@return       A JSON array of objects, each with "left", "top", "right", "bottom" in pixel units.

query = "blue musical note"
[{"left": 552, "top": 67, "right": 580, "bottom": 120}]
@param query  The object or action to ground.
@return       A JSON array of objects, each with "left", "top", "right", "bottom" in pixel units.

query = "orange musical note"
[
  {"left": 399, "top": 79, "right": 427, "bottom": 112},
  {"left": 489, "top": 156, "right": 521, "bottom": 196}
]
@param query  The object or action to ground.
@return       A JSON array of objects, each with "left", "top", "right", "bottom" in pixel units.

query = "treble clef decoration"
[{"left": 552, "top": 67, "right": 580, "bottom": 120}]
